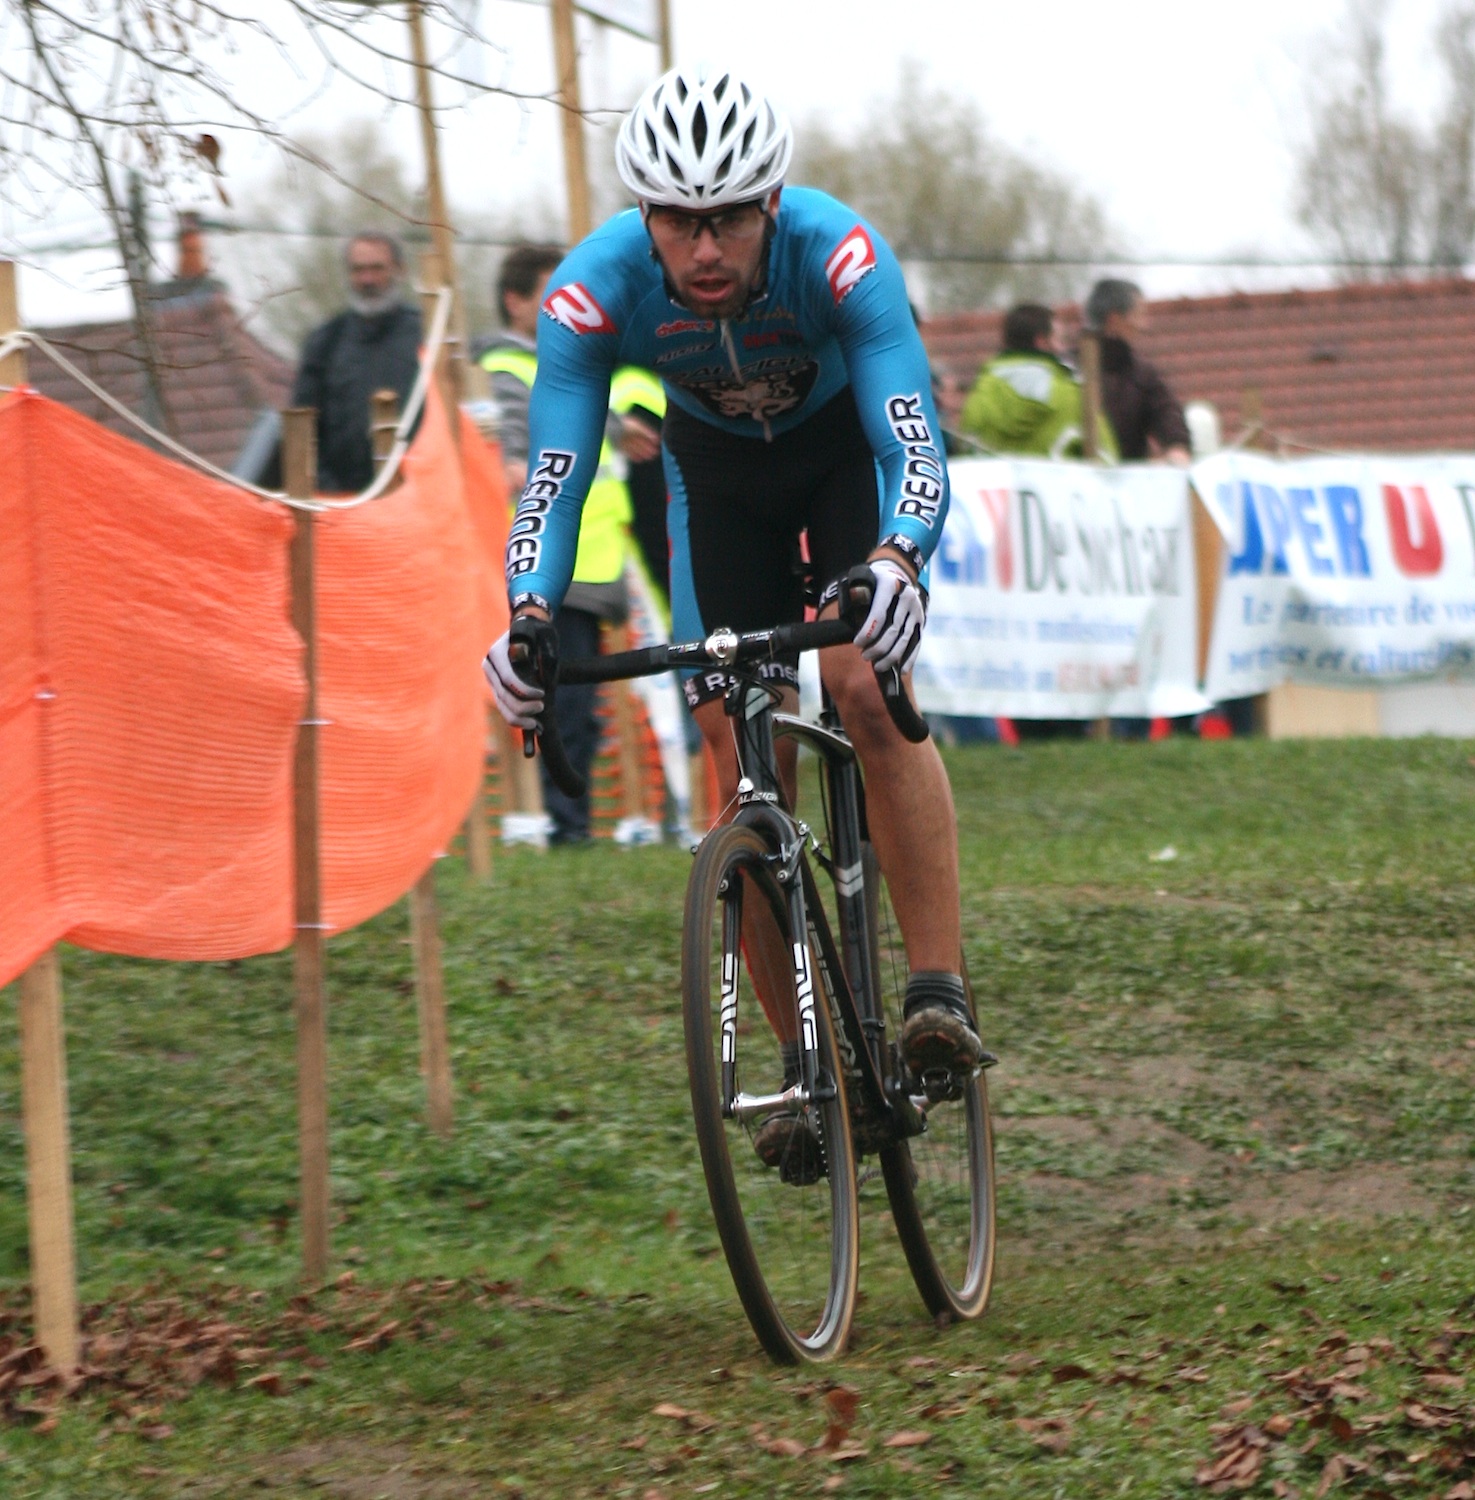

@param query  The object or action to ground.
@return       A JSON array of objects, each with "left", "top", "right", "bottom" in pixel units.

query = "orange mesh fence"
[
  {"left": 315, "top": 391, "right": 507, "bottom": 932},
  {"left": 1, "top": 383, "right": 508, "bottom": 988}
]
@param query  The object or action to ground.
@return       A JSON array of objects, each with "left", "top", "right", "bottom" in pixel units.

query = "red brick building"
[
  {"left": 923, "top": 277, "right": 1475, "bottom": 454},
  {"left": 28, "top": 222, "right": 291, "bottom": 474}
]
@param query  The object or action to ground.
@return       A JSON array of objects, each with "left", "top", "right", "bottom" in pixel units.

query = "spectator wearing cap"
[
  {"left": 289, "top": 231, "right": 422, "bottom": 493},
  {"left": 961, "top": 302, "right": 1117, "bottom": 460},
  {"left": 1084, "top": 279, "right": 1190, "bottom": 466}
]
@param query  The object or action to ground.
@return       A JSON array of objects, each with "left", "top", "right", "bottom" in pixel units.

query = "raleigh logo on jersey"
[
  {"left": 825, "top": 225, "right": 877, "bottom": 305},
  {"left": 655, "top": 317, "right": 713, "bottom": 337},
  {"left": 506, "top": 448, "right": 577, "bottom": 580},
  {"left": 886, "top": 394, "right": 945, "bottom": 528},
  {"left": 541, "top": 282, "right": 616, "bottom": 336}
]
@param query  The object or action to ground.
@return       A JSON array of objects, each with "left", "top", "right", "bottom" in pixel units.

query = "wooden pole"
[
  {"left": 406, "top": 0, "right": 487, "bottom": 402},
  {"left": 1, "top": 264, "right": 74, "bottom": 1370},
  {"left": 608, "top": 623, "right": 647, "bottom": 830},
  {"left": 372, "top": 387, "right": 455, "bottom": 1136},
  {"left": 1191, "top": 487, "right": 1227, "bottom": 690},
  {"left": 19, "top": 951, "right": 79, "bottom": 1372},
  {"left": 0, "top": 261, "right": 25, "bottom": 387},
  {"left": 1078, "top": 329, "right": 1111, "bottom": 737},
  {"left": 409, "top": 869, "right": 453, "bottom": 1136},
  {"left": 551, "top": 0, "right": 593, "bottom": 241},
  {"left": 419, "top": 264, "right": 494, "bottom": 881},
  {"left": 657, "top": 0, "right": 672, "bottom": 70},
  {"left": 284, "top": 407, "right": 331, "bottom": 1282},
  {"left": 1078, "top": 331, "right": 1102, "bottom": 462}
]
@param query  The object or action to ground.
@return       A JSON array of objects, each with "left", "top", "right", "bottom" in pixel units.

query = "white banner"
[
  {"left": 913, "top": 459, "right": 1208, "bottom": 719},
  {"left": 1193, "top": 452, "right": 1475, "bottom": 700}
]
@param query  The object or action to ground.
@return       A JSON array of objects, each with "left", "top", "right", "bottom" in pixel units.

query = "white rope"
[{"left": 0, "top": 287, "right": 455, "bottom": 513}]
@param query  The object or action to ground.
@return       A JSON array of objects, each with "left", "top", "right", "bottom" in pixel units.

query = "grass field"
[{"left": 3, "top": 737, "right": 1475, "bottom": 1498}]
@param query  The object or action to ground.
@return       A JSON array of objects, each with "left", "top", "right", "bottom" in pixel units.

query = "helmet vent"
[
  {"left": 719, "top": 102, "right": 738, "bottom": 142},
  {"left": 713, "top": 73, "right": 730, "bottom": 102},
  {"left": 643, "top": 121, "right": 658, "bottom": 159},
  {"left": 691, "top": 102, "right": 708, "bottom": 156},
  {"left": 663, "top": 149, "right": 685, "bottom": 185},
  {"left": 741, "top": 119, "right": 756, "bottom": 157},
  {"left": 674, "top": 75, "right": 688, "bottom": 104},
  {"left": 714, "top": 149, "right": 733, "bottom": 185}
]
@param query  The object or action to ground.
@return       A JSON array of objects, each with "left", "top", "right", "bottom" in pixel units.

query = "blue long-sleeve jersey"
[{"left": 506, "top": 187, "right": 950, "bottom": 613}]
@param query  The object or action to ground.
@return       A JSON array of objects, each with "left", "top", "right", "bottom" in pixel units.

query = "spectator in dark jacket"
[
  {"left": 1084, "top": 279, "right": 1190, "bottom": 465},
  {"left": 290, "top": 232, "right": 422, "bottom": 493}
]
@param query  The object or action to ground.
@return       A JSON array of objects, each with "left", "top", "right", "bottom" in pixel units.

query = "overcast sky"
[{"left": 5, "top": 0, "right": 1464, "bottom": 327}]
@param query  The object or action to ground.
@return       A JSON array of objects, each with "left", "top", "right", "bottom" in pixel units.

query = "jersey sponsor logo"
[
  {"left": 656, "top": 317, "right": 714, "bottom": 337},
  {"left": 655, "top": 340, "right": 718, "bottom": 365},
  {"left": 506, "top": 448, "right": 577, "bottom": 580},
  {"left": 825, "top": 225, "right": 877, "bottom": 305},
  {"left": 667, "top": 354, "right": 820, "bottom": 422},
  {"left": 541, "top": 282, "right": 616, "bottom": 335},
  {"left": 885, "top": 393, "right": 945, "bottom": 529}
]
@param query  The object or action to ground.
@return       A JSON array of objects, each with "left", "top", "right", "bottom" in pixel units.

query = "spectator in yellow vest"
[{"left": 481, "top": 244, "right": 666, "bottom": 843}]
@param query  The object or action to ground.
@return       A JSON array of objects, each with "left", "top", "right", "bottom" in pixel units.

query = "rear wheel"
[
  {"left": 865, "top": 844, "right": 996, "bottom": 1321},
  {"left": 683, "top": 823, "right": 859, "bottom": 1362}
]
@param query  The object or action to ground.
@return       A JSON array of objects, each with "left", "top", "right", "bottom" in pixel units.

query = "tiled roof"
[
  {"left": 29, "top": 284, "right": 292, "bottom": 471},
  {"left": 923, "top": 277, "right": 1475, "bottom": 453}
]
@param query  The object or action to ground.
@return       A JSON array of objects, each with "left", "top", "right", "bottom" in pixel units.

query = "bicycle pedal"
[
  {"left": 980, "top": 1049, "right": 999, "bottom": 1070},
  {"left": 920, "top": 1067, "right": 963, "bottom": 1104}
]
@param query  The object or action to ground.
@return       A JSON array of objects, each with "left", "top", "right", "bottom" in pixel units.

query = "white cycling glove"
[
  {"left": 853, "top": 559, "right": 926, "bottom": 675},
  {"left": 483, "top": 629, "right": 545, "bottom": 731}
]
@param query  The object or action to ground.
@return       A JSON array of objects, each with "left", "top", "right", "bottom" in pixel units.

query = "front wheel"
[
  {"left": 865, "top": 845, "right": 997, "bottom": 1322},
  {"left": 683, "top": 823, "right": 859, "bottom": 1362}
]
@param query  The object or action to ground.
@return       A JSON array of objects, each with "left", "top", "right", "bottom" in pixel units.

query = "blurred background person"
[
  {"left": 290, "top": 231, "right": 421, "bottom": 493},
  {"left": 480, "top": 244, "right": 665, "bottom": 844},
  {"left": 961, "top": 302, "right": 1116, "bottom": 459},
  {"left": 1084, "top": 279, "right": 1190, "bottom": 466}
]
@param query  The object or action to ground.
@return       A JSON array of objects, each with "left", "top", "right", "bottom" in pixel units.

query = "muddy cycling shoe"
[
  {"left": 900, "top": 971, "right": 986, "bottom": 1081},
  {"left": 751, "top": 1042, "right": 826, "bottom": 1186},
  {"left": 752, "top": 1111, "right": 826, "bottom": 1186}
]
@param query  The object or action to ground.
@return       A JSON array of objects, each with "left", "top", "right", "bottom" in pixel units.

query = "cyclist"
[{"left": 483, "top": 64, "right": 984, "bottom": 1157}]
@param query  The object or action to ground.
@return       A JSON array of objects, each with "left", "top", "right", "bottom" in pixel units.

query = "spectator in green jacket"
[{"left": 959, "top": 303, "right": 1117, "bottom": 460}]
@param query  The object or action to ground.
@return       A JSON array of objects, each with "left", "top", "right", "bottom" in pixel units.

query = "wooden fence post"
[
  {"left": 1192, "top": 487, "right": 1227, "bottom": 691},
  {"left": 372, "top": 388, "right": 454, "bottom": 1137},
  {"left": 550, "top": 0, "right": 593, "bottom": 241},
  {"left": 420, "top": 260, "right": 494, "bottom": 882},
  {"left": 0, "top": 261, "right": 26, "bottom": 388},
  {"left": 1079, "top": 330, "right": 1102, "bottom": 463},
  {"left": 1, "top": 263, "right": 76, "bottom": 1369},
  {"left": 19, "top": 951, "right": 79, "bottom": 1372},
  {"left": 284, "top": 407, "right": 331, "bottom": 1281}
]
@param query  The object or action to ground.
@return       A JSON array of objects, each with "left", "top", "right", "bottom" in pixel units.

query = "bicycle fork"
[{"left": 721, "top": 683, "right": 833, "bottom": 1118}]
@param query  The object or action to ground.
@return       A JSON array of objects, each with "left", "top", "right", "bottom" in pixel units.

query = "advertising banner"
[
  {"left": 913, "top": 458, "right": 1207, "bottom": 719},
  {"left": 1193, "top": 452, "right": 1475, "bottom": 700}
]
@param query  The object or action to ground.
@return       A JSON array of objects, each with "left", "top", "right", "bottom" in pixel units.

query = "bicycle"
[{"left": 511, "top": 565, "right": 996, "bottom": 1362}]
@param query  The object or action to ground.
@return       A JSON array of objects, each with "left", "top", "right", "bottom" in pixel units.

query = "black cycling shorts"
[{"left": 663, "top": 386, "right": 881, "bottom": 709}]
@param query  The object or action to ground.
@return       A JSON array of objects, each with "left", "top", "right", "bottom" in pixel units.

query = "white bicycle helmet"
[{"left": 616, "top": 64, "right": 793, "bottom": 208}]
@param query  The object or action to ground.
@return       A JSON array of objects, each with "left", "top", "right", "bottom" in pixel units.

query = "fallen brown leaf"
[
  {"left": 883, "top": 1430, "right": 932, "bottom": 1449},
  {"left": 761, "top": 1436, "right": 808, "bottom": 1458},
  {"left": 342, "top": 1320, "right": 400, "bottom": 1354}
]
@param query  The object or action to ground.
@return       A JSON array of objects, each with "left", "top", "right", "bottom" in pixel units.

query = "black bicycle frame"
[{"left": 724, "top": 679, "right": 913, "bottom": 1142}]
